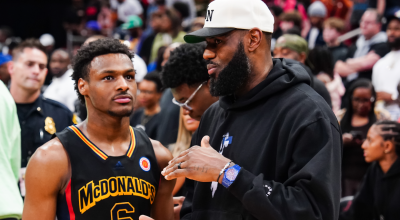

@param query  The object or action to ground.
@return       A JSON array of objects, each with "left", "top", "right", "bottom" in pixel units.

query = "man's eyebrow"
[{"left": 100, "top": 68, "right": 135, "bottom": 74}]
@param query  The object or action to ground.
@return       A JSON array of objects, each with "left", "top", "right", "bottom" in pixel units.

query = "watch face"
[{"left": 225, "top": 167, "right": 239, "bottom": 181}]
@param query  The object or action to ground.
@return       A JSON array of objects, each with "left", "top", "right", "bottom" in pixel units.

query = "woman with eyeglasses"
[
  {"left": 340, "top": 120, "right": 400, "bottom": 220},
  {"left": 337, "top": 79, "right": 390, "bottom": 196}
]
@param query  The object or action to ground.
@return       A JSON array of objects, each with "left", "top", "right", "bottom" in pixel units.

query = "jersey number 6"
[{"left": 111, "top": 202, "right": 135, "bottom": 220}]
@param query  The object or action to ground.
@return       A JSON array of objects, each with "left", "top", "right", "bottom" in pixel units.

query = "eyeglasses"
[
  {"left": 172, "top": 81, "right": 207, "bottom": 111},
  {"left": 352, "top": 97, "right": 375, "bottom": 103}
]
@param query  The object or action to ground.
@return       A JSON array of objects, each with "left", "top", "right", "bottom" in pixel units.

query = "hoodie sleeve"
[{"left": 227, "top": 118, "right": 342, "bottom": 220}]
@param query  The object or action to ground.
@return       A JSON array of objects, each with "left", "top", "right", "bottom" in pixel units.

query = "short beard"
[
  {"left": 388, "top": 37, "right": 400, "bottom": 50},
  {"left": 208, "top": 41, "right": 251, "bottom": 97},
  {"left": 108, "top": 108, "right": 133, "bottom": 117}
]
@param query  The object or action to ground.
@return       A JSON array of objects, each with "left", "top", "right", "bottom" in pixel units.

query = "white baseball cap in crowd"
[{"left": 184, "top": 0, "right": 274, "bottom": 44}]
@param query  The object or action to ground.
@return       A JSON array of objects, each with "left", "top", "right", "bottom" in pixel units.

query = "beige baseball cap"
[{"left": 184, "top": 0, "right": 274, "bottom": 44}]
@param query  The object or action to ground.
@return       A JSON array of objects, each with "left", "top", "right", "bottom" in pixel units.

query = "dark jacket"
[
  {"left": 130, "top": 108, "right": 160, "bottom": 140},
  {"left": 340, "top": 159, "right": 400, "bottom": 220},
  {"left": 181, "top": 58, "right": 342, "bottom": 220}
]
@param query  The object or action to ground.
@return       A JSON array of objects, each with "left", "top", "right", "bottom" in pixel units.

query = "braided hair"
[{"left": 374, "top": 120, "right": 400, "bottom": 156}]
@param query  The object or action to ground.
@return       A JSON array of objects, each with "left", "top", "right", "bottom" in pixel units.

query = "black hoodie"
[{"left": 181, "top": 58, "right": 342, "bottom": 220}]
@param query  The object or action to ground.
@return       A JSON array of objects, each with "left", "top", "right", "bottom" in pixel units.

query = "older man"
[
  {"left": 335, "top": 9, "right": 390, "bottom": 83},
  {"left": 143, "top": 0, "right": 342, "bottom": 220}
]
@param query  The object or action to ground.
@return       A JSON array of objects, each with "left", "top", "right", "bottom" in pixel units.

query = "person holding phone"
[{"left": 337, "top": 79, "right": 389, "bottom": 196}]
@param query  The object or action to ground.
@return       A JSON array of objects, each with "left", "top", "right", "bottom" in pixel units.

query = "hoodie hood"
[{"left": 219, "top": 58, "right": 311, "bottom": 110}]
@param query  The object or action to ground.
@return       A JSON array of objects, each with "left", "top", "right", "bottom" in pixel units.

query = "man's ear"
[
  {"left": 299, "top": 52, "right": 307, "bottom": 64},
  {"left": 7, "top": 61, "right": 14, "bottom": 76},
  {"left": 247, "top": 28, "right": 263, "bottom": 53},
  {"left": 78, "top": 78, "right": 89, "bottom": 96}
]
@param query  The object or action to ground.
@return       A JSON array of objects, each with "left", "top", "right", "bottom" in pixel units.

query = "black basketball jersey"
[{"left": 55, "top": 125, "right": 160, "bottom": 220}]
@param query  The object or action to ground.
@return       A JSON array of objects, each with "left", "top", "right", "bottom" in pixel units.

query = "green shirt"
[
  {"left": 149, "top": 31, "right": 186, "bottom": 63},
  {"left": 0, "top": 82, "right": 23, "bottom": 219}
]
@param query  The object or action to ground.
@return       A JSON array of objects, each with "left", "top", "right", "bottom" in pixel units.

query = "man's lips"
[
  {"left": 113, "top": 95, "right": 132, "bottom": 103},
  {"left": 207, "top": 64, "right": 217, "bottom": 75}
]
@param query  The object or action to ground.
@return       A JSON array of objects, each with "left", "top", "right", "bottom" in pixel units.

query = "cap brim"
[
  {"left": 121, "top": 24, "right": 132, "bottom": 30},
  {"left": 184, "top": 27, "right": 235, "bottom": 43}
]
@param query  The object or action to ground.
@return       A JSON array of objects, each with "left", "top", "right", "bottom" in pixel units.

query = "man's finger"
[
  {"left": 168, "top": 148, "right": 193, "bottom": 165},
  {"left": 165, "top": 169, "right": 188, "bottom": 180},
  {"left": 162, "top": 161, "right": 188, "bottom": 176},
  {"left": 164, "top": 154, "right": 190, "bottom": 172},
  {"left": 139, "top": 215, "right": 154, "bottom": 220},
  {"left": 173, "top": 196, "right": 185, "bottom": 205},
  {"left": 201, "top": 136, "right": 211, "bottom": 148}
]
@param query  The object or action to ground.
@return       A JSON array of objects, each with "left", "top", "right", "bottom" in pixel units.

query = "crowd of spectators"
[{"left": 1, "top": 0, "right": 400, "bottom": 219}]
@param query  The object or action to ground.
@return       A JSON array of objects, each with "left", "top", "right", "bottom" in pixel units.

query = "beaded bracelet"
[{"left": 217, "top": 161, "right": 232, "bottom": 183}]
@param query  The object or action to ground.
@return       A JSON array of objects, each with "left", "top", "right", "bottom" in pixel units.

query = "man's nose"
[
  {"left": 116, "top": 76, "right": 129, "bottom": 91},
  {"left": 182, "top": 108, "right": 191, "bottom": 115},
  {"left": 203, "top": 48, "right": 216, "bottom": 60}
]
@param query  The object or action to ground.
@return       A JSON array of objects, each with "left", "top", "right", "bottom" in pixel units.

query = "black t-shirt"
[
  {"left": 346, "top": 42, "right": 390, "bottom": 80},
  {"left": 328, "top": 43, "right": 349, "bottom": 64}
]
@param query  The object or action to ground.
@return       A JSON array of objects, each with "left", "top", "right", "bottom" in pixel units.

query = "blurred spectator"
[
  {"left": 130, "top": 73, "right": 163, "bottom": 139},
  {"left": 306, "top": 1, "right": 327, "bottom": 49},
  {"left": 309, "top": 47, "right": 345, "bottom": 113},
  {"left": 121, "top": 15, "right": 143, "bottom": 52},
  {"left": 279, "top": 11, "right": 303, "bottom": 34},
  {"left": 138, "top": 10, "right": 164, "bottom": 64},
  {"left": 149, "top": 8, "right": 186, "bottom": 63},
  {"left": 166, "top": 0, "right": 196, "bottom": 29},
  {"left": 190, "top": 17, "right": 205, "bottom": 32},
  {"left": 335, "top": 9, "right": 390, "bottom": 84},
  {"left": 269, "top": 5, "right": 284, "bottom": 50},
  {"left": 148, "top": 45, "right": 167, "bottom": 73},
  {"left": 170, "top": 108, "right": 200, "bottom": 196},
  {"left": 340, "top": 121, "right": 400, "bottom": 220},
  {"left": 274, "top": 0, "right": 311, "bottom": 36},
  {"left": 0, "top": 82, "right": 23, "bottom": 220},
  {"left": 372, "top": 11, "right": 400, "bottom": 120},
  {"left": 39, "top": 34, "right": 55, "bottom": 56},
  {"left": 337, "top": 79, "right": 389, "bottom": 196},
  {"left": 97, "top": 1, "right": 114, "bottom": 37},
  {"left": 43, "top": 49, "right": 77, "bottom": 112},
  {"left": 323, "top": 18, "right": 349, "bottom": 64},
  {"left": 0, "top": 53, "right": 12, "bottom": 86},
  {"left": 8, "top": 39, "right": 74, "bottom": 197},
  {"left": 172, "top": 2, "right": 190, "bottom": 30},
  {"left": 110, "top": 0, "right": 144, "bottom": 24},
  {"left": 273, "top": 34, "right": 332, "bottom": 107}
]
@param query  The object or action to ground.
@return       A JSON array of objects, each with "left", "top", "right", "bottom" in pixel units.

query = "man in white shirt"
[
  {"left": 43, "top": 49, "right": 77, "bottom": 112},
  {"left": 372, "top": 11, "right": 400, "bottom": 120}
]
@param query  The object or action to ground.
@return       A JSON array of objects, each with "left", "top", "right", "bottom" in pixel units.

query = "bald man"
[{"left": 43, "top": 49, "right": 78, "bottom": 112}]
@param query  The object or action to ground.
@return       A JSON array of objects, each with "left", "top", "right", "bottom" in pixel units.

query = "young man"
[
  {"left": 43, "top": 49, "right": 77, "bottom": 112},
  {"left": 372, "top": 11, "right": 400, "bottom": 120},
  {"left": 22, "top": 39, "right": 175, "bottom": 220},
  {"left": 323, "top": 18, "right": 349, "bottom": 64},
  {"left": 273, "top": 34, "right": 332, "bottom": 107},
  {"left": 158, "top": 0, "right": 342, "bottom": 219},
  {"left": 8, "top": 39, "right": 74, "bottom": 197},
  {"left": 161, "top": 43, "right": 219, "bottom": 121},
  {"left": 130, "top": 73, "right": 163, "bottom": 139}
]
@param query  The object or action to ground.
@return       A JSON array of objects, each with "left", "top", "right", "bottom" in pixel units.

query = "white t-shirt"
[
  {"left": 372, "top": 50, "right": 400, "bottom": 99},
  {"left": 308, "top": 27, "right": 319, "bottom": 49},
  {"left": 43, "top": 69, "right": 78, "bottom": 112},
  {"left": 372, "top": 50, "right": 400, "bottom": 120},
  {"left": 110, "top": 0, "right": 143, "bottom": 23},
  {"left": 133, "top": 55, "right": 148, "bottom": 83}
]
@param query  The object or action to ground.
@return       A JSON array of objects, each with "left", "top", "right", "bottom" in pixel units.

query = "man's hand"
[
  {"left": 139, "top": 215, "right": 154, "bottom": 220},
  {"left": 174, "top": 196, "right": 185, "bottom": 220},
  {"left": 376, "top": 92, "right": 393, "bottom": 102},
  {"left": 162, "top": 136, "right": 230, "bottom": 183},
  {"left": 342, "top": 133, "right": 353, "bottom": 145}
]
